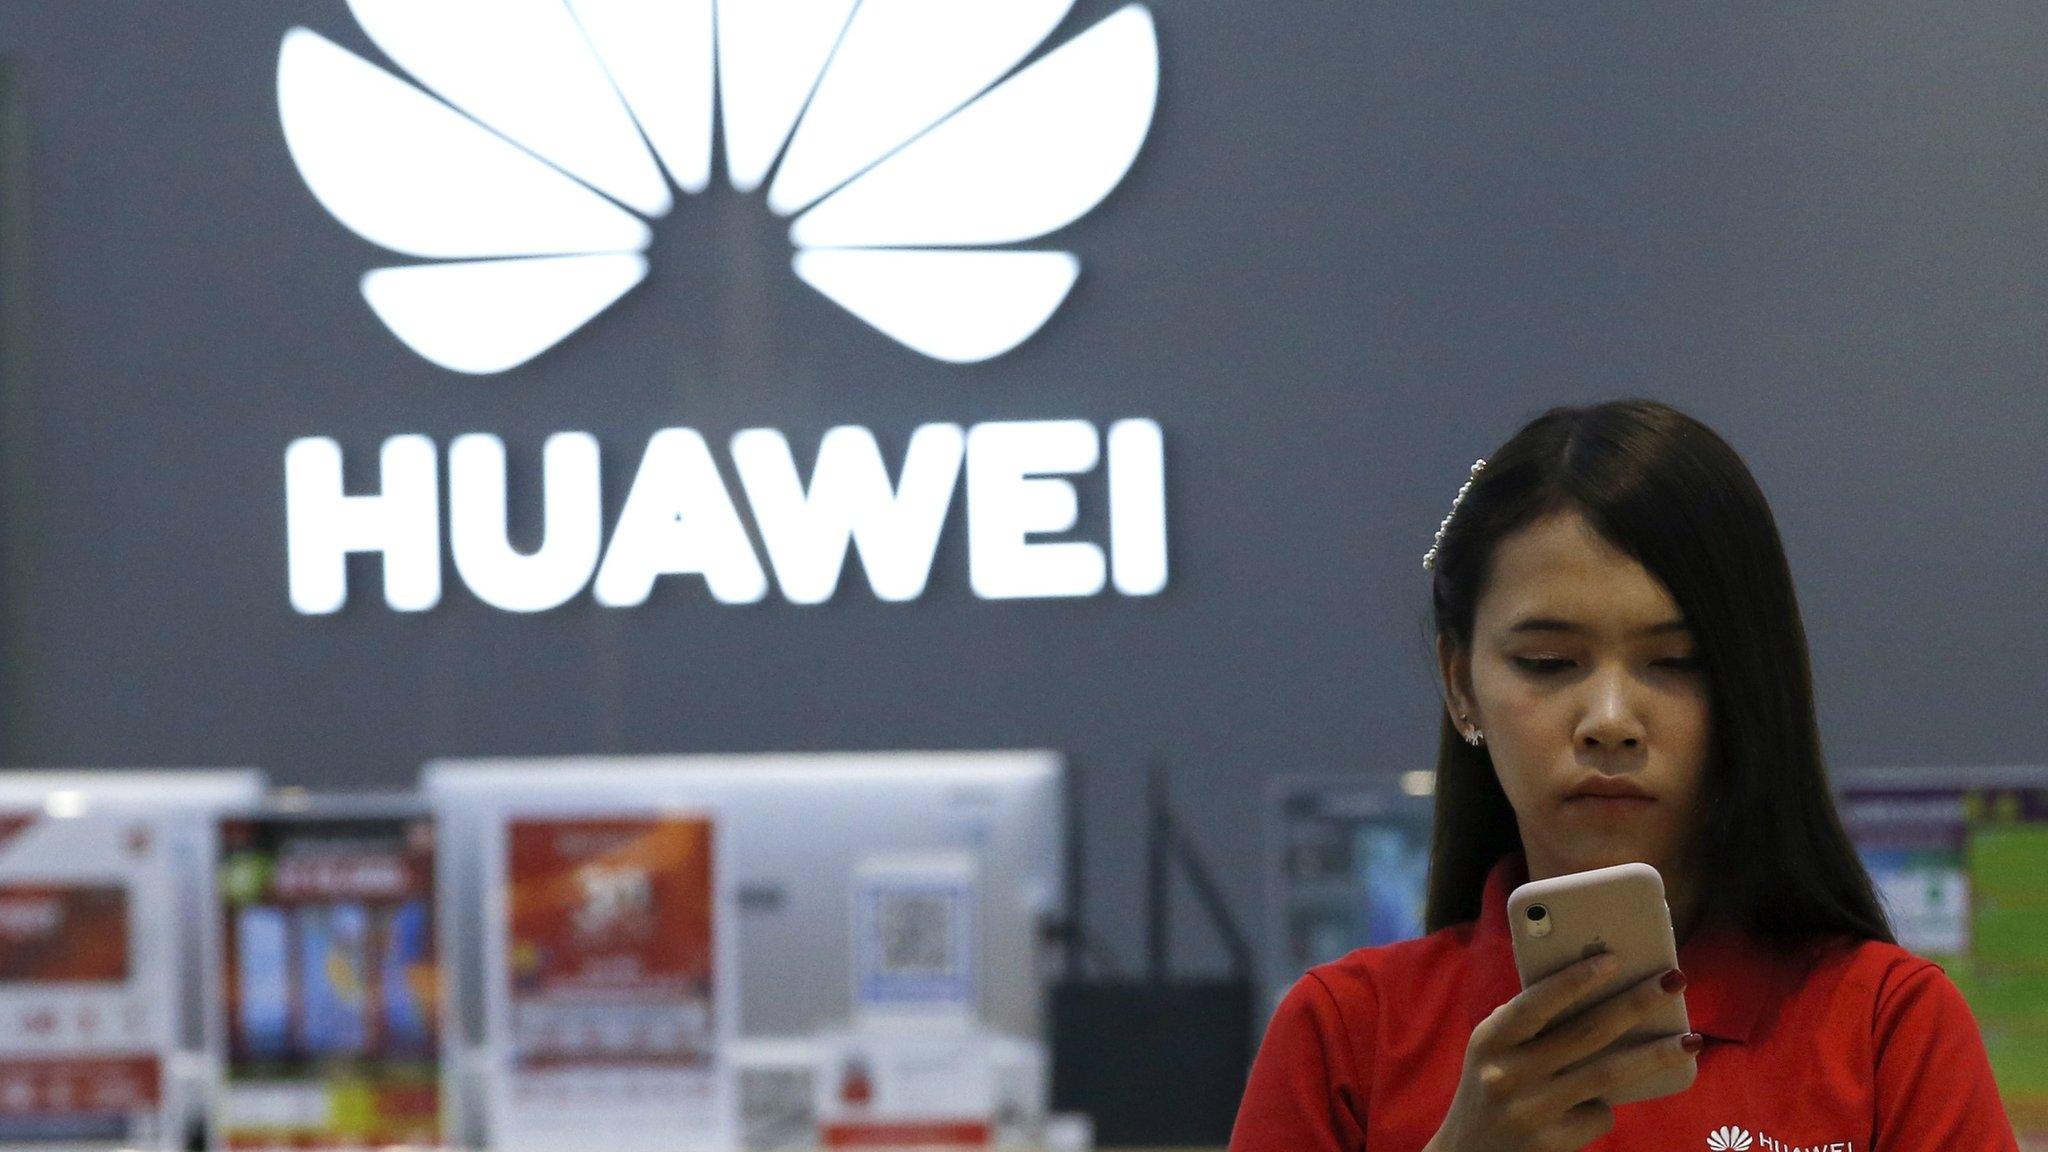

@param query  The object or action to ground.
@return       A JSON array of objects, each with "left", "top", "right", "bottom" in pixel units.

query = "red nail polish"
[
  {"left": 1660, "top": 968, "right": 1687, "bottom": 993},
  {"left": 1681, "top": 1032, "right": 1705, "bottom": 1054}
]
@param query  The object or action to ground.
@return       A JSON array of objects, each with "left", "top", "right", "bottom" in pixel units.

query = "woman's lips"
[
  {"left": 1564, "top": 795, "right": 1657, "bottom": 813},
  {"left": 1565, "top": 777, "right": 1654, "bottom": 801}
]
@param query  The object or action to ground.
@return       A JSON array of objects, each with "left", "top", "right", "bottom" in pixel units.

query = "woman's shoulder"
[
  {"left": 1262, "top": 922, "right": 1480, "bottom": 1073},
  {"left": 1747, "top": 936, "right": 2016, "bottom": 1146},
  {"left": 1782, "top": 933, "right": 1973, "bottom": 1025},
  {"left": 1291, "top": 921, "right": 1481, "bottom": 1015},
  {"left": 1799, "top": 933, "right": 1950, "bottom": 983}
]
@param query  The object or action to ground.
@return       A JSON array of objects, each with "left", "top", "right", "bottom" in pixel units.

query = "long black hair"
[{"left": 1421, "top": 399, "right": 1892, "bottom": 948}]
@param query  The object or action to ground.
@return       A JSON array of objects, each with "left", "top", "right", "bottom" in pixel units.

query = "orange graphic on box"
[
  {"left": 0, "top": 1055, "right": 162, "bottom": 1117},
  {"left": 506, "top": 816, "right": 717, "bottom": 1071},
  {"left": 0, "top": 885, "right": 129, "bottom": 984},
  {"left": 508, "top": 818, "right": 714, "bottom": 992}
]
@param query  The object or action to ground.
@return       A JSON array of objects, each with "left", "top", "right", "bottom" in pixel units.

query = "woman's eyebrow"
[{"left": 1507, "top": 616, "right": 1691, "bottom": 636}]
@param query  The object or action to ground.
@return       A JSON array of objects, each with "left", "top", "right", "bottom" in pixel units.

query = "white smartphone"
[{"left": 1506, "top": 861, "right": 1695, "bottom": 1105}]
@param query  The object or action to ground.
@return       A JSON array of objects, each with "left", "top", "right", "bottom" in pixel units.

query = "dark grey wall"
[
  {"left": 0, "top": 1, "right": 2043, "bottom": 975},
  {"left": 1, "top": 60, "right": 32, "bottom": 752}
]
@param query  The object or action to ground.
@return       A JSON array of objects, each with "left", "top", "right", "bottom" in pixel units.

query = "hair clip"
[{"left": 1422, "top": 459, "right": 1487, "bottom": 571}]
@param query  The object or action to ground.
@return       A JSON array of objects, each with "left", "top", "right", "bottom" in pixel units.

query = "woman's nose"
[{"left": 1575, "top": 668, "right": 1646, "bottom": 750}]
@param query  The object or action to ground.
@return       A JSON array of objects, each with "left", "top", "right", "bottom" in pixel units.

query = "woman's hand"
[{"left": 1422, "top": 951, "right": 1702, "bottom": 1152}]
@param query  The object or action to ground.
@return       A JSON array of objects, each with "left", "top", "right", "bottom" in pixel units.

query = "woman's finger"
[
  {"left": 1520, "top": 967, "right": 1685, "bottom": 1075},
  {"left": 1553, "top": 1099, "right": 1618, "bottom": 1149},
  {"left": 1485, "top": 950, "right": 1624, "bottom": 1048},
  {"left": 1535, "top": 1030, "right": 1701, "bottom": 1113}
]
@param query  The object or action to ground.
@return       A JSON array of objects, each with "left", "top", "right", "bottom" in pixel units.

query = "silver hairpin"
[{"left": 1421, "top": 459, "right": 1487, "bottom": 571}]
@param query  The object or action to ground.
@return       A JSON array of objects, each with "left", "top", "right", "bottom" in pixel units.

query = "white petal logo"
[
  {"left": 1707, "top": 1127, "right": 1754, "bottom": 1151},
  {"left": 276, "top": 0, "right": 1160, "bottom": 374}
]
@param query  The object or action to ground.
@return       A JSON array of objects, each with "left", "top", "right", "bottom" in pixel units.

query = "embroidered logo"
[{"left": 1712, "top": 1126, "right": 1857, "bottom": 1152}]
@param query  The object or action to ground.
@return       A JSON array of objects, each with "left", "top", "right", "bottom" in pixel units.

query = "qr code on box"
[{"left": 876, "top": 891, "right": 957, "bottom": 976}]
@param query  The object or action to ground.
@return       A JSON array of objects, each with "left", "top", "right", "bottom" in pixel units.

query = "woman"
[{"left": 1230, "top": 400, "right": 2018, "bottom": 1152}]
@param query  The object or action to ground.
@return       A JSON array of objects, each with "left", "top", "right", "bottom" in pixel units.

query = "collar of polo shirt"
[{"left": 1460, "top": 851, "right": 1819, "bottom": 1043}]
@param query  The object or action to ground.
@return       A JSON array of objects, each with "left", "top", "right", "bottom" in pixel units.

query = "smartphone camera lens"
[
  {"left": 1526, "top": 904, "right": 1547, "bottom": 922},
  {"left": 1524, "top": 903, "right": 1552, "bottom": 938}
]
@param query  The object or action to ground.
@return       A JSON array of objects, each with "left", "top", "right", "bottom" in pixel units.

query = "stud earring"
[{"left": 1459, "top": 714, "right": 1485, "bottom": 747}]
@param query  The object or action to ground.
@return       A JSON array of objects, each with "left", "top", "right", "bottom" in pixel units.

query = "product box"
[{"left": 208, "top": 808, "right": 442, "bottom": 1151}]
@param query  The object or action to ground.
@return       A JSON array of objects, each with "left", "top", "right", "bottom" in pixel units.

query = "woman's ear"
[{"left": 1436, "top": 633, "right": 1477, "bottom": 733}]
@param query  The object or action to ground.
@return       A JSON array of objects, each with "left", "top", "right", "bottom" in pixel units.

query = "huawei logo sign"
[
  {"left": 276, "top": 0, "right": 1160, "bottom": 374},
  {"left": 1708, "top": 1127, "right": 1754, "bottom": 1151}
]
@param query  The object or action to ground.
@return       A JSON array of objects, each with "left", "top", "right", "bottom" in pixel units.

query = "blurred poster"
[
  {"left": 212, "top": 812, "right": 441, "bottom": 1150},
  {"left": 0, "top": 812, "right": 178, "bottom": 1149},
  {"left": 1265, "top": 779, "right": 1432, "bottom": 1019},
  {"left": 484, "top": 814, "right": 734, "bottom": 1152},
  {"left": 1841, "top": 783, "right": 2048, "bottom": 1140}
]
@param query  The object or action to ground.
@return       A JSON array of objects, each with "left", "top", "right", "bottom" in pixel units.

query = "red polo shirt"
[{"left": 1232, "top": 852, "right": 2019, "bottom": 1152}]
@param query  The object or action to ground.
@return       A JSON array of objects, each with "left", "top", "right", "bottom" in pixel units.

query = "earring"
[{"left": 1460, "top": 714, "right": 1485, "bottom": 747}]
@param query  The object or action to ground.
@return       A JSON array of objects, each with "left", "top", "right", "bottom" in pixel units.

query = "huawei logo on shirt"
[
  {"left": 1710, "top": 1126, "right": 1856, "bottom": 1152},
  {"left": 275, "top": 0, "right": 1160, "bottom": 373}
]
